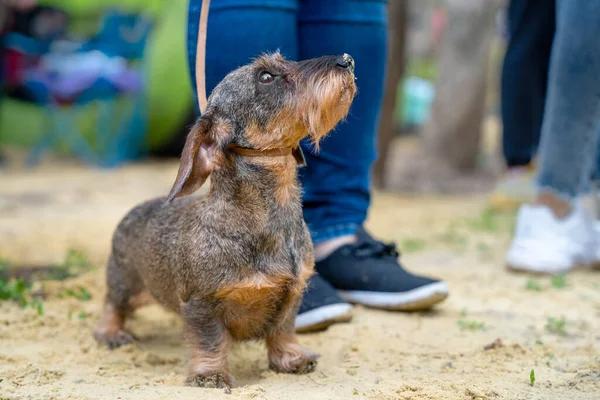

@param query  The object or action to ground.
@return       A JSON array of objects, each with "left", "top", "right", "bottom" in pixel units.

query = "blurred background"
[
  {"left": 0, "top": 0, "right": 191, "bottom": 167},
  {"left": 0, "top": 0, "right": 506, "bottom": 181},
  {"left": 3, "top": 3, "right": 600, "bottom": 399},
  {"left": 0, "top": 0, "right": 509, "bottom": 263}
]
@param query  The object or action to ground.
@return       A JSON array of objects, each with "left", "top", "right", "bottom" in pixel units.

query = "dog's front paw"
[
  {"left": 186, "top": 372, "right": 235, "bottom": 389},
  {"left": 93, "top": 328, "right": 136, "bottom": 349},
  {"left": 269, "top": 345, "right": 319, "bottom": 374}
]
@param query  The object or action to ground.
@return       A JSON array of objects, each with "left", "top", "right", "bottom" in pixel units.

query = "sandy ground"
[{"left": 1, "top": 158, "right": 599, "bottom": 400}]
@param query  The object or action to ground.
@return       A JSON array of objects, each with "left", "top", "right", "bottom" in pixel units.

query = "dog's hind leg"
[{"left": 94, "top": 254, "right": 149, "bottom": 349}]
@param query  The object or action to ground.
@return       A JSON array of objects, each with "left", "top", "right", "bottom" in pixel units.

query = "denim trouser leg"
[
  {"left": 501, "top": 0, "right": 555, "bottom": 168},
  {"left": 595, "top": 137, "right": 600, "bottom": 182},
  {"left": 187, "top": 0, "right": 388, "bottom": 244},
  {"left": 297, "top": 0, "right": 387, "bottom": 244},
  {"left": 536, "top": 0, "right": 600, "bottom": 199}
]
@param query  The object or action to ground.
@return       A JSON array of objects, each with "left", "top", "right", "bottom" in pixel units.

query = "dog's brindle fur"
[{"left": 93, "top": 53, "right": 356, "bottom": 388}]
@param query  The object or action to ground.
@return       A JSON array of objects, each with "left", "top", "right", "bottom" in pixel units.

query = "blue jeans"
[
  {"left": 536, "top": 0, "right": 600, "bottom": 198},
  {"left": 501, "top": 0, "right": 555, "bottom": 168},
  {"left": 187, "top": 0, "right": 387, "bottom": 243}
]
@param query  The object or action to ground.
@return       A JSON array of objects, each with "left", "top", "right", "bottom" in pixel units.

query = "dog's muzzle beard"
[{"left": 295, "top": 66, "right": 356, "bottom": 145}]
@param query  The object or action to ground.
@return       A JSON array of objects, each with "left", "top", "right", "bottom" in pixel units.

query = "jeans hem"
[
  {"left": 310, "top": 223, "right": 359, "bottom": 245},
  {"left": 536, "top": 185, "right": 576, "bottom": 202},
  {"left": 506, "top": 159, "right": 534, "bottom": 168}
]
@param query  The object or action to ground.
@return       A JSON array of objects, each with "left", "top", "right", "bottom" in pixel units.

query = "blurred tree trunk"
[
  {"left": 373, "top": 0, "right": 408, "bottom": 189},
  {"left": 421, "top": 0, "right": 499, "bottom": 172}
]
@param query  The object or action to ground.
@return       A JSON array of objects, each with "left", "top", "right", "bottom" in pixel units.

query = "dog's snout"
[{"left": 336, "top": 53, "right": 355, "bottom": 72}]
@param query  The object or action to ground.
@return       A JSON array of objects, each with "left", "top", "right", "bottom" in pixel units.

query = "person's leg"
[
  {"left": 506, "top": 0, "right": 600, "bottom": 274},
  {"left": 296, "top": 0, "right": 448, "bottom": 311},
  {"left": 297, "top": 0, "right": 385, "bottom": 251},
  {"left": 535, "top": 0, "right": 600, "bottom": 214},
  {"left": 491, "top": 0, "right": 555, "bottom": 209},
  {"left": 501, "top": 0, "right": 555, "bottom": 168}
]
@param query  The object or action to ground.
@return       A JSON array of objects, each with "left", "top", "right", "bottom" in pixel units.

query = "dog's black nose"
[{"left": 336, "top": 53, "right": 355, "bottom": 72}]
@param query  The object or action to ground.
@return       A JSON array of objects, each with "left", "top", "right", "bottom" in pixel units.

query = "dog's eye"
[{"left": 259, "top": 71, "right": 275, "bottom": 84}]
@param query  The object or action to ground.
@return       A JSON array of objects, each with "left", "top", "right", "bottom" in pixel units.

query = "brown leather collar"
[
  {"left": 228, "top": 146, "right": 291, "bottom": 157},
  {"left": 228, "top": 145, "right": 306, "bottom": 166}
]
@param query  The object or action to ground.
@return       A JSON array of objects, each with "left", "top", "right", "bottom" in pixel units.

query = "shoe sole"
[
  {"left": 507, "top": 261, "right": 600, "bottom": 275},
  {"left": 505, "top": 263, "right": 572, "bottom": 275},
  {"left": 295, "top": 303, "right": 353, "bottom": 333},
  {"left": 337, "top": 282, "right": 449, "bottom": 311},
  {"left": 506, "top": 253, "right": 575, "bottom": 275}
]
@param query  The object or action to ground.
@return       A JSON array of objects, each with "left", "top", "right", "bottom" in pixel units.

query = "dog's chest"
[
  {"left": 215, "top": 271, "right": 306, "bottom": 340},
  {"left": 203, "top": 214, "right": 312, "bottom": 339}
]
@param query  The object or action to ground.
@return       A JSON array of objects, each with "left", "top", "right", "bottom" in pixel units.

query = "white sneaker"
[{"left": 506, "top": 203, "right": 597, "bottom": 274}]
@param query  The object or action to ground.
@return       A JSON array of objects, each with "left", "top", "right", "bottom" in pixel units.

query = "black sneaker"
[
  {"left": 295, "top": 273, "right": 353, "bottom": 333},
  {"left": 316, "top": 227, "right": 449, "bottom": 311}
]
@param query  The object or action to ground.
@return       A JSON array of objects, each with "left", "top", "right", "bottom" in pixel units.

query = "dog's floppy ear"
[{"left": 166, "top": 117, "right": 229, "bottom": 202}]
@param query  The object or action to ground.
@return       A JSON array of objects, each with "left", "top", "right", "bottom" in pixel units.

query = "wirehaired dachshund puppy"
[{"left": 94, "top": 52, "right": 356, "bottom": 388}]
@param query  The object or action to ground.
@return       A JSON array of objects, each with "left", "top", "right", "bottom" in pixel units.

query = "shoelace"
[{"left": 351, "top": 240, "right": 400, "bottom": 259}]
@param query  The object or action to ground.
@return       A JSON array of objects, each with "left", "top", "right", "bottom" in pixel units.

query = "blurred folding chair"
[{"left": 4, "top": 9, "right": 153, "bottom": 167}]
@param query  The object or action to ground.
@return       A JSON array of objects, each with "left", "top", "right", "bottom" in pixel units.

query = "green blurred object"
[
  {"left": 37, "top": 0, "right": 163, "bottom": 15},
  {"left": 0, "top": 0, "right": 193, "bottom": 152},
  {"left": 393, "top": 58, "right": 439, "bottom": 127},
  {"left": 406, "top": 58, "right": 439, "bottom": 82}
]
